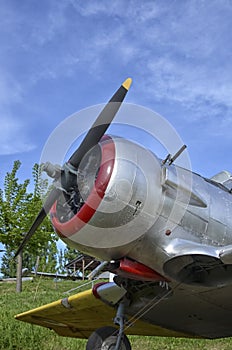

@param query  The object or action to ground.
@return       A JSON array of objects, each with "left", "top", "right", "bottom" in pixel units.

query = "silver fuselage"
[{"left": 53, "top": 136, "right": 232, "bottom": 286}]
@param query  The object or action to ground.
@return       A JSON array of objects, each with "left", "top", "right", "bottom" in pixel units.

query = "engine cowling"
[{"left": 51, "top": 136, "right": 163, "bottom": 260}]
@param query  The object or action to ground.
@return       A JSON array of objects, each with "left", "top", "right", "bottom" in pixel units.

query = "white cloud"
[
  {"left": 29, "top": 3, "right": 67, "bottom": 46},
  {"left": 69, "top": 1, "right": 232, "bottom": 116},
  {"left": 71, "top": 0, "right": 161, "bottom": 22},
  {"left": 0, "top": 0, "right": 232, "bottom": 140},
  {"left": 0, "top": 72, "right": 35, "bottom": 155},
  {"left": 0, "top": 72, "right": 23, "bottom": 106},
  {"left": 146, "top": 57, "right": 232, "bottom": 109},
  {"left": 0, "top": 115, "right": 36, "bottom": 155}
]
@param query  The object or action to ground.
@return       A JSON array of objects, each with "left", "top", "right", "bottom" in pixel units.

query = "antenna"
[{"left": 162, "top": 145, "right": 187, "bottom": 166}]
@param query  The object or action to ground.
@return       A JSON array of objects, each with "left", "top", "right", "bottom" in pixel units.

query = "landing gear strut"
[{"left": 86, "top": 299, "right": 131, "bottom": 350}]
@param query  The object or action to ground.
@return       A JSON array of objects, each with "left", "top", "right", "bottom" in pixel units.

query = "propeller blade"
[
  {"left": 69, "top": 77, "right": 132, "bottom": 168},
  {"left": 14, "top": 187, "right": 61, "bottom": 257},
  {"left": 15, "top": 78, "right": 132, "bottom": 257}
]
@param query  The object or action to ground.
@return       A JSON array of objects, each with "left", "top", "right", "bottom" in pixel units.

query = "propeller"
[{"left": 14, "top": 78, "right": 132, "bottom": 257}]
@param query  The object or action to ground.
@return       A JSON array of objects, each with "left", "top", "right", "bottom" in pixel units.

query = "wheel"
[{"left": 86, "top": 326, "right": 131, "bottom": 350}]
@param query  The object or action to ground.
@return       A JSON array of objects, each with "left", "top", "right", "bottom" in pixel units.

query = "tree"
[
  {"left": 0, "top": 161, "right": 58, "bottom": 282},
  {"left": 38, "top": 241, "right": 58, "bottom": 273},
  {"left": 0, "top": 246, "right": 16, "bottom": 278},
  {"left": 63, "top": 246, "right": 79, "bottom": 264},
  {"left": 0, "top": 160, "right": 30, "bottom": 249},
  {"left": 57, "top": 248, "right": 66, "bottom": 274}
]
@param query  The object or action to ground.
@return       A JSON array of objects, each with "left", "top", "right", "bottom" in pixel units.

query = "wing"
[
  {"left": 125, "top": 280, "right": 232, "bottom": 339},
  {"left": 16, "top": 280, "right": 232, "bottom": 340},
  {"left": 15, "top": 287, "right": 187, "bottom": 339}
]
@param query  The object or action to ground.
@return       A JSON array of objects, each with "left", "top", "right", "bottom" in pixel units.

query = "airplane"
[
  {"left": 15, "top": 78, "right": 232, "bottom": 350},
  {"left": 30, "top": 270, "right": 83, "bottom": 279}
]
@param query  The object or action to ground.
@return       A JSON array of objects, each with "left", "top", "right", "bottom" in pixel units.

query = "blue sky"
[{"left": 1, "top": 0, "right": 232, "bottom": 185}]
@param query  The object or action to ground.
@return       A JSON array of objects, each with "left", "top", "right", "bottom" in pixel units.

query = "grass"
[{"left": 1, "top": 278, "right": 232, "bottom": 349}]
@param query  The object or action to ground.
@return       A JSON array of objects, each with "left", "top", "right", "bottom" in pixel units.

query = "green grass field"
[{"left": 1, "top": 278, "right": 232, "bottom": 350}]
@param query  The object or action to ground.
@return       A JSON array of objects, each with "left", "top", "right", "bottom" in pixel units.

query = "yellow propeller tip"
[{"left": 122, "top": 77, "right": 132, "bottom": 91}]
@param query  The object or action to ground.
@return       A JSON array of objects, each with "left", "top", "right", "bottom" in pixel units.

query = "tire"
[{"left": 86, "top": 326, "right": 131, "bottom": 350}]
